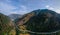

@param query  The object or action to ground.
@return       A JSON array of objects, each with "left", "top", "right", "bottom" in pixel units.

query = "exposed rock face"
[
  {"left": 14, "top": 12, "right": 36, "bottom": 35},
  {"left": 15, "top": 12, "right": 35, "bottom": 25}
]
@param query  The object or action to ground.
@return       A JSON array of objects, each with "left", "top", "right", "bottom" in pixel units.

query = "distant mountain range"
[
  {"left": 8, "top": 14, "right": 23, "bottom": 21},
  {"left": 15, "top": 9, "right": 60, "bottom": 33}
]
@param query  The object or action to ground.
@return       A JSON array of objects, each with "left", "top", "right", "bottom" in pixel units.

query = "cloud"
[
  {"left": 0, "top": 2, "right": 17, "bottom": 12},
  {"left": 0, "top": 2, "right": 16, "bottom": 11},
  {"left": 55, "top": 9, "right": 60, "bottom": 13},
  {"left": 0, "top": 2, "right": 18, "bottom": 15},
  {"left": 45, "top": 5, "right": 50, "bottom": 8},
  {"left": 4, "top": 0, "right": 11, "bottom": 2},
  {"left": 0, "top": 0, "right": 11, "bottom": 3},
  {"left": 45, "top": 5, "right": 60, "bottom": 13},
  {"left": 20, "top": 5, "right": 27, "bottom": 10},
  {"left": 45, "top": 5, "right": 54, "bottom": 10},
  {"left": 0, "top": 0, "right": 31, "bottom": 15},
  {"left": 14, "top": 5, "right": 29, "bottom": 14},
  {"left": 0, "top": 1, "right": 29, "bottom": 15}
]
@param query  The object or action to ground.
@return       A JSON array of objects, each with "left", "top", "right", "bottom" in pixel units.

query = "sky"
[{"left": 0, "top": 0, "right": 60, "bottom": 15}]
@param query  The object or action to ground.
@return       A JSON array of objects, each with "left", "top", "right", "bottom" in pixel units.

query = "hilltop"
[{"left": 15, "top": 9, "right": 60, "bottom": 33}]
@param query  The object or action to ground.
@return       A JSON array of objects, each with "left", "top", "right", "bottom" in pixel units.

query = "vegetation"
[
  {"left": 1, "top": 9, "right": 60, "bottom": 35},
  {"left": 0, "top": 13, "right": 15, "bottom": 35},
  {"left": 24, "top": 9, "right": 60, "bottom": 35}
]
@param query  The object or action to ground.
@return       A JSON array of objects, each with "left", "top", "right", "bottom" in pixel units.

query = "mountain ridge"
[
  {"left": 15, "top": 9, "right": 60, "bottom": 33},
  {"left": 8, "top": 14, "right": 22, "bottom": 21}
]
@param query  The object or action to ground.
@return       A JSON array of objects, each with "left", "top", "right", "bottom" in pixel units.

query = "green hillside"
[
  {"left": 0, "top": 13, "right": 15, "bottom": 35},
  {"left": 15, "top": 9, "right": 60, "bottom": 35}
]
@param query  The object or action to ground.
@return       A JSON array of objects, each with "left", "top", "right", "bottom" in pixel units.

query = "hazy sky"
[{"left": 0, "top": 0, "right": 60, "bottom": 15}]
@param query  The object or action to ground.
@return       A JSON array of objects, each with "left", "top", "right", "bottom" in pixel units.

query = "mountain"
[
  {"left": 15, "top": 9, "right": 60, "bottom": 33},
  {"left": 0, "top": 13, "right": 15, "bottom": 35},
  {"left": 8, "top": 14, "right": 22, "bottom": 21},
  {"left": 25, "top": 9, "right": 60, "bottom": 32}
]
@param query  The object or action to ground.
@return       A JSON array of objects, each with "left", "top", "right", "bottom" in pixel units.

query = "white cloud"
[
  {"left": 10, "top": 5, "right": 29, "bottom": 14},
  {"left": 0, "top": 0, "right": 11, "bottom": 4},
  {"left": 45, "top": 5, "right": 54, "bottom": 10},
  {"left": 0, "top": 0, "right": 30, "bottom": 15},
  {"left": 20, "top": 5, "right": 27, "bottom": 10},
  {"left": 0, "top": 2, "right": 18, "bottom": 15},
  {"left": 55, "top": 9, "right": 60, "bottom": 13},
  {"left": 45, "top": 5, "right": 50, "bottom": 8},
  {"left": 6, "top": 0, "right": 11, "bottom": 1},
  {"left": 16, "top": 5, "right": 29, "bottom": 14},
  {"left": 19, "top": 0, "right": 27, "bottom": 2},
  {"left": 9, "top": 12, "right": 18, "bottom": 14},
  {"left": 0, "top": 2, "right": 17, "bottom": 12},
  {"left": 45, "top": 5, "right": 60, "bottom": 13},
  {"left": 0, "top": 2, "right": 29, "bottom": 15}
]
